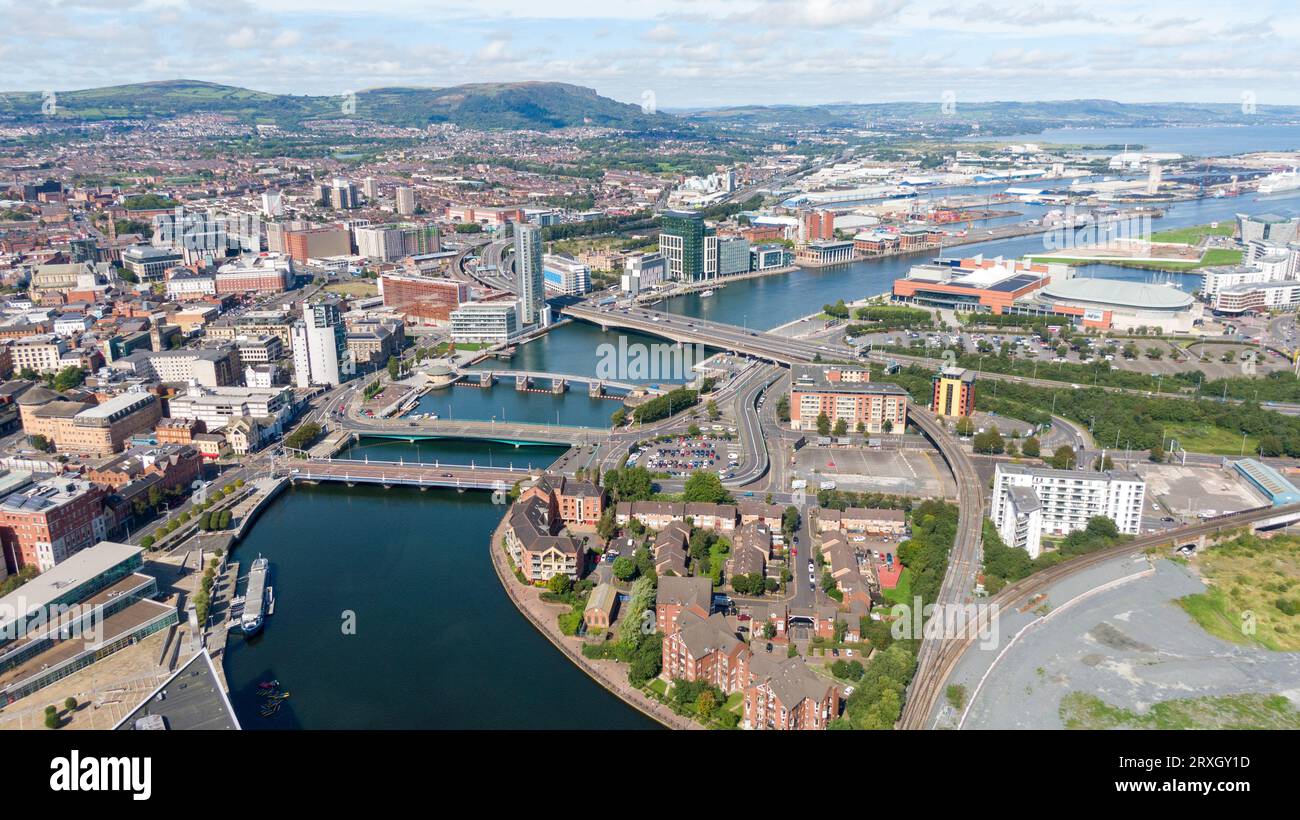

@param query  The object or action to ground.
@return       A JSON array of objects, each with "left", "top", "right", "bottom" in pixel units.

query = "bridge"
[
  {"left": 898, "top": 499, "right": 1300, "bottom": 729},
  {"left": 285, "top": 457, "right": 543, "bottom": 490},
  {"left": 336, "top": 416, "right": 612, "bottom": 446},
  {"left": 896, "top": 407, "right": 986, "bottom": 730},
  {"left": 463, "top": 369, "right": 665, "bottom": 396},
  {"left": 564, "top": 303, "right": 843, "bottom": 365}
]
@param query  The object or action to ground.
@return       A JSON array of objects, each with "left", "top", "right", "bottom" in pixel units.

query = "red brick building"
[
  {"left": 744, "top": 655, "right": 841, "bottom": 730},
  {"left": 0, "top": 477, "right": 109, "bottom": 573},
  {"left": 519, "top": 474, "right": 605, "bottom": 528},
  {"left": 662, "top": 610, "right": 751, "bottom": 694},
  {"left": 379, "top": 274, "right": 469, "bottom": 323}
]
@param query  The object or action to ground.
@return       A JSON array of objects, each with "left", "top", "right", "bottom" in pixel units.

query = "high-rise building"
[
  {"left": 801, "top": 210, "right": 835, "bottom": 242},
  {"left": 330, "top": 179, "right": 359, "bottom": 210},
  {"left": 362, "top": 177, "right": 379, "bottom": 199},
  {"left": 514, "top": 223, "right": 545, "bottom": 326},
  {"left": 261, "top": 191, "right": 284, "bottom": 217},
  {"left": 931, "top": 367, "right": 976, "bottom": 418},
  {"left": 292, "top": 301, "right": 352, "bottom": 388},
  {"left": 659, "top": 210, "right": 717, "bottom": 282},
  {"left": 395, "top": 186, "right": 416, "bottom": 216}
]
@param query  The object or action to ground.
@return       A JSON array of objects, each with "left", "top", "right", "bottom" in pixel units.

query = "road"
[{"left": 565, "top": 303, "right": 845, "bottom": 365}]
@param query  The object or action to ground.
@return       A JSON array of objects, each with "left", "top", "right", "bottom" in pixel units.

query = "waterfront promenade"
[{"left": 485, "top": 516, "right": 700, "bottom": 731}]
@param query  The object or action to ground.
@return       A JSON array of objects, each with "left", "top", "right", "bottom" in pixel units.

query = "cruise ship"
[{"left": 1256, "top": 168, "right": 1300, "bottom": 194}]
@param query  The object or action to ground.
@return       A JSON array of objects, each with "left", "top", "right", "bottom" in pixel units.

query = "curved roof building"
[{"left": 1036, "top": 277, "right": 1197, "bottom": 332}]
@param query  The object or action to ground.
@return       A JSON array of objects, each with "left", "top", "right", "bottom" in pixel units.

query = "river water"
[{"left": 222, "top": 159, "right": 1300, "bottom": 729}]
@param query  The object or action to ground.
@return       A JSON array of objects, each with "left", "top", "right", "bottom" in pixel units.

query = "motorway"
[{"left": 564, "top": 302, "right": 845, "bottom": 364}]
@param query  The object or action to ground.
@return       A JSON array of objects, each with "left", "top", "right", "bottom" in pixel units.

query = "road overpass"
[{"left": 564, "top": 303, "right": 845, "bottom": 365}]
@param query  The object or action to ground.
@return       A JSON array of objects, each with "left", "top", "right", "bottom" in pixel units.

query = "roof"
[
  {"left": 585, "top": 583, "right": 619, "bottom": 616},
  {"left": 657, "top": 575, "right": 712, "bottom": 612},
  {"left": 1039, "top": 277, "right": 1194, "bottom": 310},
  {"left": 114, "top": 649, "right": 240, "bottom": 730},
  {"left": 0, "top": 541, "right": 140, "bottom": 630}
]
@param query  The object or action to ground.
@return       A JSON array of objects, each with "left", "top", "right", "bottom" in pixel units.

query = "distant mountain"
[
  {"left": 683, "top": 99, "right": 1300, "bottom": 133},
  {"left": 0, "top": 79, "right": 675, "bottom": 132}
]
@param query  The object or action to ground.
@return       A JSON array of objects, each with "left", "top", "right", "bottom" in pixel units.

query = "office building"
[
  {"left": 379, "top": 273, "right": 468, "bottom": 323},
  {"left": 542, "top": 254, "right": 591, "bottom": 295},
  {"left": 111, "top": 346, "right": 240, "bottom": 387},
  {"left": 166, "top": 385, "right": 294, "bottom": 433},
  {"left": 991, "top": 462, "right": 1145, "bottom": 559},
  {"left": 0, "top": 542, "right": 176, "bottom": 703},
  {"left": 292, "top": 301, "right": 352, "bottom": 388},
  {"left": 788, "top": 365, "right": 909, "bottom": 434},
  {"left": 215, "top": 253, "right": 294, "bottom": 294},
  {"left": 11, "top": 335, "right": 68, "bottom": 374},
  {"left": 355, "top": 225, "right": 407, "bottom": 262},
  {"left": 931, "top": 367, "right": 976, "bottom": 418},
  {"left": 622, "top": 252, "right": 667, "bottom": 294},
  {"left": 717, "top": 237, "right": 752, "bottom": 277},
  {"left": 659, "top": 210, "right": 717, "bottom": 282},
  {"left": 261, "top": 190, "right": 284, "bottom": 217},
  {"left": 282, "top": 227, "right": 351, "bottom": 263},
  {"left": 121, "top": 245, "right": 183, "bottom": 281},
  {"left": 515, "top": 223, "right": 545, "bottom": 325},
  {"left": 1237, "top": 212, "right": 1300, "bottom": 245}
]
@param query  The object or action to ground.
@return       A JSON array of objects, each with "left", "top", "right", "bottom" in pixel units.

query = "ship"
[
  {"left": 241, "top": 556, "right": 270, "bottom": 635},
  {"left": 1256, "top": 168, "right": 1300, "bottom": 194},
  {"left": 699, "top": 289, "right": 715, "bottom": 298}
]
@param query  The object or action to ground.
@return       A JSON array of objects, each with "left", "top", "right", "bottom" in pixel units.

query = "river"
[{"left": 222, "top": 170, "right": 1300, "bottom": 729}]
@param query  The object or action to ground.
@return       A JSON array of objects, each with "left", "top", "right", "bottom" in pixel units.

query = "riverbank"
[{"left": 485, "top": 514, "right": 698, "bottom": 730}]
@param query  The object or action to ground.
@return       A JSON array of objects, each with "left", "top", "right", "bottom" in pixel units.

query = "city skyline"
[{"left": 2, "top": 0, "right": 1300, "bottom": 107}]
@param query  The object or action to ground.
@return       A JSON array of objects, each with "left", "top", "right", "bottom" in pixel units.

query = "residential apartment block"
[
  {"left": 991, "top": 462, "right": 1145, "bottom": 559},
  {"left": 789, "top": 365, "right": 910, "bottom": 434}
]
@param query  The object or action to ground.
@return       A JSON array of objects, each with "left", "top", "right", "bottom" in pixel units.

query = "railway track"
[{"left": 897, "top": 501, "right": 1300, "bottom": 729}]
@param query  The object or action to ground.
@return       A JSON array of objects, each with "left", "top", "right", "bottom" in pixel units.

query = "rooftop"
[
  {"left": 1039, "top": 277, "right": 1194, "bottom": 310},
  {"left": 114, "top": 650, "right": 241, "bottom": 731}
]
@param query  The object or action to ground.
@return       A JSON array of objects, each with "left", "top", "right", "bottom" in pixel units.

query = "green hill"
[{"left": 0, "top": 79, "right": 674, "bottom": 132}]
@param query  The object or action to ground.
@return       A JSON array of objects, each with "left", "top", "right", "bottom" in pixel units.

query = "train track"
[{"left": 897, "top": 500, "right": 1300, "bottom": 729}]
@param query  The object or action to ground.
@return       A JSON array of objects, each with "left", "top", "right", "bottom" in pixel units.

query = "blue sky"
[{"left": 2, "top": 0, "right": 1297, "bottom": 107}]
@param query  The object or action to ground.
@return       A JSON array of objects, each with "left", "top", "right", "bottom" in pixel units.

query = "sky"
[{"left": 1, "top": 0, "right": 1298, "bottom": 108}]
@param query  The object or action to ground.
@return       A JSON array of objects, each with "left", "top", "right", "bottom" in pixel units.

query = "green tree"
[
  {"left": 1049, "top": 445, "right": 1077, "bottom": 470},
  {"left": 816, "top": 412, "right": 831, "bottom": 437},
  {"left": 387, "top": 355, "right": 401, "bottom": 380},
  {"left": 1022, "top": 436, "right": 1041, "bottom": 458},
  {"left": 706, "top": 400, "right": 720, "bottom": 421},
  {"left": 546, "top": 574, "right": 572, "bottom": 595},
  {"left": 955, "top": 416, "right": 975, "bottom": 437},
  {"left": 612, "top": 556, "right": 636, "bottom": 581},
  {"left": 832, "top": 418, "right": 848, "bottom": 437},
  {"left": 683, "top": 471, "right": 730, "bottom": 504}
]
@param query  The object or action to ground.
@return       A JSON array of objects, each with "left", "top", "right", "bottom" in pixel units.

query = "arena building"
[{"left": 1028, "top": 278, "right": 1198, "bottom": 333}]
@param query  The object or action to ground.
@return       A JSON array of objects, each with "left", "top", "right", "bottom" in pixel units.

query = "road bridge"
[
  {"left": 285, "top": 458, "right": 543, "bottom": 490},
  {"left": 336, "top": 416, "right": 612, "bottom": 446},
  {"left": 564, "top": 303, "right": 845, "bottom": 365}
]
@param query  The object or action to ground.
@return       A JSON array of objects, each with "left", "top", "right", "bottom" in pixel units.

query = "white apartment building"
[
  {"left": 291, "top": 301, "right": 352, "bottom": 388},
  {"left": 449, "top": 301, "right": 518, "bottom": 344},
  {"left": 1200, "top": 263, "right": 1286, "bottom": 300},
  {"left": 514, "top": 223, "right": 545, "bottom": 326},
  {"left": 991, "top": 463, "right": 1145, "bottom": 559},
  {"left": 165, "top": 270, "right": 216, "bottom": 300}
]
